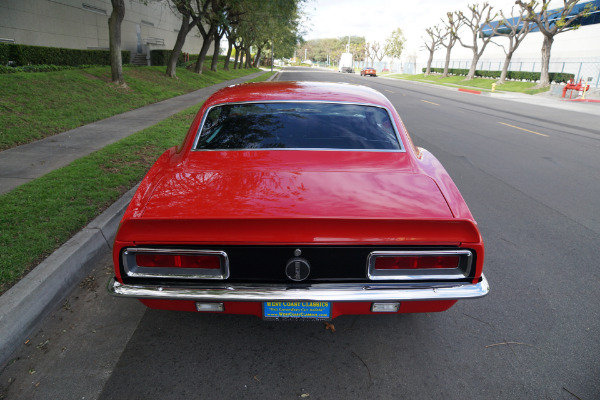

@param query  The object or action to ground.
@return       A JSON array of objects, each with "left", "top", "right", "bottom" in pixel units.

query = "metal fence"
[
  {"left": 425, "top": 58, "right": 600, "bottom": 88},
  {"left": 314, "top": 58, "right": 600, "bottom": 87},
  {"left": 353, "top": 60, "right": 435, "bottom": 75}
]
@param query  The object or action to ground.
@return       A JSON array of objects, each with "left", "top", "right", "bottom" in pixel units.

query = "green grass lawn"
[
  {"left": 387, "top": 73, "right": 550, "bottom": 95},
  {"left": 0, "top": 64, "right": 262, "bottom": 151},
  {"left": 0, "top": 68, "right": 274, "bottom": 294}
]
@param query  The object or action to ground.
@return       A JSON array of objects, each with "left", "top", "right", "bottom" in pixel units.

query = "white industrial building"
[
  {"left": 417, "top": 23, "right": 600, "bottom": 87},
  {"left": 407, "top": 1, "right": 600, "bottom": 87},
  {"left": 0, "top": 0, "right": 209, "bottom": 63}
]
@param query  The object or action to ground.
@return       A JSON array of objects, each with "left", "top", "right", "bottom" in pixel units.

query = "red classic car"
[
  {"left": 360, "top": 67, "right": 377, "bottom": 77},
  {"left": 108, "top": 81, "right": 488, "bottom": 320}
]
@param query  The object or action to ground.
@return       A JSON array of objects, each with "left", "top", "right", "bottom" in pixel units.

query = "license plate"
[{"left": 263, "top": 301, "right": 331, "bottom": 320}]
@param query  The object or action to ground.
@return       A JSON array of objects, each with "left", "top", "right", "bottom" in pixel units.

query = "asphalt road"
[{"left": 2, "top": 67, "right": 599, "bottom": 400}]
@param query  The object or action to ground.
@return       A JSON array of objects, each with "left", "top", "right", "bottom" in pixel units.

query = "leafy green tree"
[
  {"left": 384, "top": 28, "right": 405, "bottom": 71},
  {"left": 299, "top": 36, "right": 365, "bottom": 67},
  {"left": 194, "top": 0, "right": 218, "bottom": 74},
  {"left": 166, "top": 0, "right": 203, "bottom": 78},
  {"left": 223, "top": 0, "right": 302, "bottom": 68}
]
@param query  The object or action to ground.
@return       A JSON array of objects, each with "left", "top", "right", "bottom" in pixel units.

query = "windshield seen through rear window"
[{"left": 195, "top": 102, "right": 402, "bottom": 150}]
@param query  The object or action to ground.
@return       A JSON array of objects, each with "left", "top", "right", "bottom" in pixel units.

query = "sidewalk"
[
  {"left": 378, "top": 75, "right": 600, "bottom": 116},
  {"left": 0, "top": 71, "right": 266, "bottom": 195},
  {"left": 0, "top": 70, "right": 273, "bottom": 367}
]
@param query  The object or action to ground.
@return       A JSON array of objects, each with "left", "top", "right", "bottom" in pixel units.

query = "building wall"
[
  {"left": 440, "top": 22, "right": 600, "bottom": 61},
  {"left": 0, "top": 0, "right": 210, "bottom": 62}
]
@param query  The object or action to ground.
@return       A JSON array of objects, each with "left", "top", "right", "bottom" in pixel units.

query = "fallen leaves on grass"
[{"left": 79, "top": 275, "right": 98, "bottom": 292}]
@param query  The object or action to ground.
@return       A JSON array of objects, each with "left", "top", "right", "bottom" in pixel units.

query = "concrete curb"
[
  {"left": 458, "top": 88, "right": 482, "bottom": 95},
  {"left": 266, "top": 71, "right": 280, "bottom": 81},
  {"left": 0, "top": 70, "right": 277, "bottom": 368},
  {"left": 0, "top": 186, "right": 137, "bottom": 367},
  {"left": 377, "top": 75, "right": 600, "bottom": 115}
]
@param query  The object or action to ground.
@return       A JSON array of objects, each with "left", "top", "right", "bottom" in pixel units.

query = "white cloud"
[
  {"left": 302, "top": 0, "right": 517, "bottom": 45},
  {"left": 300, "top": 0, "right": 600, "bottom": 62}
]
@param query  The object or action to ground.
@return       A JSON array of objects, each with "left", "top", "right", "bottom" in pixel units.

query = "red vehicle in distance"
[{"left": 360, "top": 67, "right": 377, "bottom": 77}]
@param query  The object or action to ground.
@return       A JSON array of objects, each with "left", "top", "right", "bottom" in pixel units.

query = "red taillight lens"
[
  {"left": 136, "top": 254, "right": 221, "bottom": 269},
  {"left": 374, "top": 255, "right": 459, "bottom": 270}
]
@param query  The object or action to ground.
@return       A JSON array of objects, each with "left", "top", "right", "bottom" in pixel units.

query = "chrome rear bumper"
[{"left": 107, "top": 275, "right": 489, "bottom": 302}]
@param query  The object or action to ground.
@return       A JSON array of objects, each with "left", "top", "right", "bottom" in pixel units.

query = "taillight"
[
  {"left": 374, "top": 255, "right": 459, "bottom": 270},
  {"left": 136, "top": 253, "right": 221, "bottom": 269},
  {"left": 368, "top": 250, "right": 472, "bottom": 281},
  {"left": 123, "top": 249, "right": 229, "bottom": 280}
]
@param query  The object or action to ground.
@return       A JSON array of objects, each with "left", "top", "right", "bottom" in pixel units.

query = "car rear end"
[
  {"left": 110, "top": 217, "right": 486, "bottom": 319},
  {"left": 108, "top": 82, "right": 488, "bottom": 320},
  {"left": 109, "top": 152, "right": 488, "bottom": 320}
]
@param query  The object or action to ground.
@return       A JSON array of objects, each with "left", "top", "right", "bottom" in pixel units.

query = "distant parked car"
[
  {"left": 361, "top": 67, "right": 377, "bottom": 77},
  {"left": 108, "top": 81, "right": 488, "bottom": 320}
]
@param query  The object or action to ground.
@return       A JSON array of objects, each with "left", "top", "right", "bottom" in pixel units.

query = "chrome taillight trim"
[
  {"left": 122, "top": 248, "right": 229, "bottom": 280},
  {"left": 367, "top": 250, "right": 473, "bottom": 281}
]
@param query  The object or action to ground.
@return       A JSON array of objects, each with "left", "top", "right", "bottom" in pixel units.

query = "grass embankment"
[
  {"left": 0, "top": 69, "right": 275, "bottom": 294},
  {"left": 0, "top": 64, "right": 263, "bottom": 151},
  {"left": 385, "top": 73, "right": 550, "bottom": 95}
]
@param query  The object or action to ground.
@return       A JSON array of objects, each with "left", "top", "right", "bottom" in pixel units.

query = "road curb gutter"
[
  {"left": 0, "top": 186, "right": 137, "bottom": 367},
  {"left": 458, "top": 88, "right": 482, "bottom": 95}
]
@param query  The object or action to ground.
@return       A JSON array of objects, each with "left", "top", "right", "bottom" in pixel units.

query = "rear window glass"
[{"left": 195, "top": 102, "right": 401, "bottom": 150}]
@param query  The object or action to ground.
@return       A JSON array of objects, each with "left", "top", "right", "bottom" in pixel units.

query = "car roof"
[{"left": 203, "top": 81, "right": 393, "bottom": 109}]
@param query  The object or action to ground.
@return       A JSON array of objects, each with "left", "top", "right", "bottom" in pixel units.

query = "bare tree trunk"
[
  {"left": 245, "top": 47, "right": 252, "bottom": 69},
  {"left": 499, "top": 51, "right": 514, "bottom": 83},
  {"left": 442, "top": 46, "right": 452, "bottom": 78},
  {"left": 194, "top": 24, "right": 217, "bottom": 74},
  {"left": 223, "top": 39, "right": 233, "bottom": 71},
  {"left": 466, "top": 53, "right": 481, "bottom": 80},
  {"left": 167, "top": 27, "right": 188, "bottom": 78},
  {"left": 425, "top": 50, "right": 434, "bottom": 76},
  {"left": 234, "top": 45, "right": 241, "bottom": 69},
  {"left": 108, "top": 0, "right": 125, "bottom": 84},
  {"left": 253, "top": 47, "right": 262, "bottom": 67},
  {"left": 539, "top": 34, "right": 553, "bottom": 87},
  {"left": 166, "top": 15, "right": 198, "bottom": 78},
  {"left": 210, "top": 30, "right": 221, "bottom": 72}
]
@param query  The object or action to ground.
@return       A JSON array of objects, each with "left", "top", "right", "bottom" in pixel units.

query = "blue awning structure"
[{"left": 481, "top": 0, "right": 600, "bottom": 37}]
